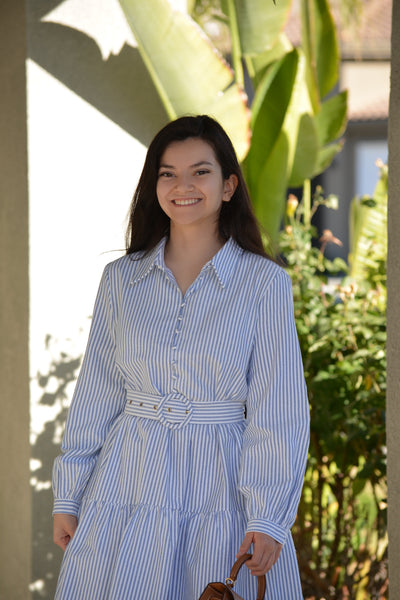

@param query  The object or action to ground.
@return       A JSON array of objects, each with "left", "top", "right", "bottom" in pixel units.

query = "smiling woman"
[
  {"left": 125, "top": 115, "right": 269, "bottom": 257},
  {"left": 52, "top": 115, "right": 310, "bottom": 600},
  {"left": 156, "top": 138, "right": 237, "bottom": 243},
  {"left": 156, "top": 137, "right": 238, "bottom": 294}
]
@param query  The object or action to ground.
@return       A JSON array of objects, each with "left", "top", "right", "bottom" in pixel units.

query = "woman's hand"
[
  {"left": 236, "top": 531, "right": 282, "bottom": 576},
  {"left": 53, "top": 513, "right": 78, "bottom": 551}
]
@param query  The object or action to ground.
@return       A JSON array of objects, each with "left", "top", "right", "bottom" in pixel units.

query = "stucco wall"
[
  {"left": 387, "top": 0, "right": 400, "bottom": 596},
  {"left": 0, "top": 2, "right": 31, "bottom": 598}
]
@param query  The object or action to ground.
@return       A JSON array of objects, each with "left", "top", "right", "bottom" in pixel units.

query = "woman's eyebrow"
[
  {"left": 159, "top": 160, "right": 214, "bottom": 169},
  {"left": 191, "top": 160, "right": 214, "bottom": 168}
]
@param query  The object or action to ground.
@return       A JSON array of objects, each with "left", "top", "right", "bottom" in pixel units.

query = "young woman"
[{"left": 53, "top": 115, "right": 309, "bottom": 599}]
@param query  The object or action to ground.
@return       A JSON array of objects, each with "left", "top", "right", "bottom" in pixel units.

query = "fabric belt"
[{"left": 124, "top": 389, "right": 245, "bottom": 430}]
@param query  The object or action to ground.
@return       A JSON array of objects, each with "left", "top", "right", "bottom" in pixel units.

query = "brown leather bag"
[{"left": 198, "top": 554, "right": 266, "bottom": 600}]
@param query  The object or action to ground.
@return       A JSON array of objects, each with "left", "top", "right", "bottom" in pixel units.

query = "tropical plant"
[
  {"left": 349, "top": 159, "right": 388, "bottom": 289},
  {"left": 118, "top": 0, "right": 347, "bottom": 240},
  {"left": 280, "top": 167, "right": 387, "bottom": 599},
  {"left": 118, "top": 0, "right": 250, "bottom": 160}
]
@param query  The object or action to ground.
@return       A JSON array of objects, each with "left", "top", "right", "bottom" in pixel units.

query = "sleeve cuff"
[
  {"left": 53, "top": 499, "right": 80, "bottom": 516},
  {"left": 246, "top": 518, "right": 288, "bottom": 545}
]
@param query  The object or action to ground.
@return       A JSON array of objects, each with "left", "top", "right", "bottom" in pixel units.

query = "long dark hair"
[{"left": 125, "top": 115, "right": 272, "bottom": 259}]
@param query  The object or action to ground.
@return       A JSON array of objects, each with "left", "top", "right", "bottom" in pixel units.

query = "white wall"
[{"left": 28, "top": 58, "right": 144, "bottom": 443}]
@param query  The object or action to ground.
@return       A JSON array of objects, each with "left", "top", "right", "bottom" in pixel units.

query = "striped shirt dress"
[{"left": 53, "top": 237, "right": 310, "bottom": 599}]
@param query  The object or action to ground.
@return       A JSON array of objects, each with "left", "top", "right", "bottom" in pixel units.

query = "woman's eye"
[
  {"left": 195, "top": 169, "right": 210, "bottom": 176},
  {"left": 159, "top": 172, "right": 173, "bottom": 178}
]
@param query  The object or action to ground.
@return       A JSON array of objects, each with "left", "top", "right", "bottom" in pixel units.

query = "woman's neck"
[
  {"left": 166, "top": 224, "right": 224, "bottom": 264},
  {"left": 164, "top": 224, "right": 226, "bottom": 295}
]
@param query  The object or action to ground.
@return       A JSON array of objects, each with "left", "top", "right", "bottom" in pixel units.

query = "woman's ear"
[{"left": 222, "top": 174, "right": 238, "bottom": 202}]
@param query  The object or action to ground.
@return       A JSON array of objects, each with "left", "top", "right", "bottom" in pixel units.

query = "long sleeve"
[
  {"left": 52, "top": 264, "right": 126, "bottom": 516},
  {"left": 239, "top": 268, "right": 310, "bottom": 545}
]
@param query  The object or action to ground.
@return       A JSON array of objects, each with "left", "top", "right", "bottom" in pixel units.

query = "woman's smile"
[{"left": 172, "top": 197, "right": 202, "bottom": 206}]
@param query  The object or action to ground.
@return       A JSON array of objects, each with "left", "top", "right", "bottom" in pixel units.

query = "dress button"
[{"left": 153, "top": 405, "right": 157, "bottom": 410}]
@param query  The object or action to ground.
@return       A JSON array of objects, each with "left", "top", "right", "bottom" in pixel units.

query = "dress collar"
[
  {"left": 129, "top": 238, "right": 167, "bottom": 285},
  {"left": 209, "top": 237, "right": 244, "bottom": 288},
  {"left": 130, "top": 236, "right": 244, "bottom": 288}
]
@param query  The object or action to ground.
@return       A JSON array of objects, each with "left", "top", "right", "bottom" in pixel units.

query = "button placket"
[{"left": 171, "top": 301, "right": 186, "bottom": 386}]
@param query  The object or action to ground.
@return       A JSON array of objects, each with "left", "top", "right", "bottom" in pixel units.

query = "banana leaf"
[
  {"left": 301, "top": 0, "right": 339, "bottom": 105},
  {"left": 315, "top": 91, "right": 347, "bottom": 147},
  {"left": 312, "top": 90, "right": 347, "bottom": 177},
  {"left": 245, "top": 49, "right": 319, "bottom": 238},
  {"left": 119, "top": 0, "right": 250, "bottom": 160},
  {"left": 245, "top": 50, "right": 298, "bottom": 196},
  {"left": 225, "top": 0, "right": 292, "bottom": 55}
]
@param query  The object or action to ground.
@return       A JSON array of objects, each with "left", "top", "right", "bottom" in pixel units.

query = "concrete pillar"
[
  {"left": 387, "top": 0, "right": 400, "bottom": 596},
  {"left": 0, "top": 2, "right": 31, "bottom": 598}
]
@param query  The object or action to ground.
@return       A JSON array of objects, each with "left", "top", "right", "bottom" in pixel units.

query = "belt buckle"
[{"left": 157, "top": 392, "right": 193, "bottom": 430}]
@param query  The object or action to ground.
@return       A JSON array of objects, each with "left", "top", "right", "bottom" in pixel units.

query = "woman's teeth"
[{"left": 173, "top": 198, "right": 200, "bottom": 206}]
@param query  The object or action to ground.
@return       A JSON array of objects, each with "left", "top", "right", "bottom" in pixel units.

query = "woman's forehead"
[{"left": 160, "top": 138, "right": 218, "bottom": 167}]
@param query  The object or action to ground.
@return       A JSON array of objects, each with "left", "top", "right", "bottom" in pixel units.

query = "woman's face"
[{"left": 156, "top": 137, "right": 237, "bottom": 231}]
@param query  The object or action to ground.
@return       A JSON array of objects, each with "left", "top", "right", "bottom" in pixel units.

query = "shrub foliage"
[{"left": 279, "top": 181, "right": 387, "bottom": 599}]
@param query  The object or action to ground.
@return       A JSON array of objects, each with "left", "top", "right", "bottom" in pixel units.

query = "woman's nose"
[{"left": 174, "top": 173, "right": 194, "bottom": 190}]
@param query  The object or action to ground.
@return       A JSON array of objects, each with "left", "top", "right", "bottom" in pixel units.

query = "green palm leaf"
[
  {"left": 119, "top": 0, "right": 250, "bottom": 159},
  {"left": 227, "top": 0, "right": 292, "bottom": 55}
]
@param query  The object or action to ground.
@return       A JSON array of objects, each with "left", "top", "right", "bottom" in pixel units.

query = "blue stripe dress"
[{"left": 53, "top": 237, "right": 310, "bottom": 599}]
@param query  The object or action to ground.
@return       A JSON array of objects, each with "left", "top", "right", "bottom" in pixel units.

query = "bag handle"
[{"left": 225, "top": 554, "right": 266, "bottom": 600}]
